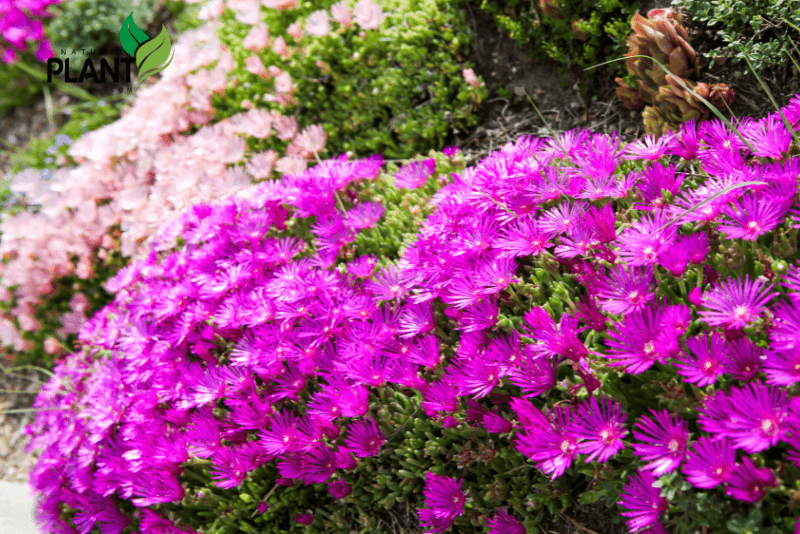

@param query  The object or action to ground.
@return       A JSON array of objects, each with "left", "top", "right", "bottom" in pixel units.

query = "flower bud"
[{"left": 687, "top": 287, "right": 704, "bottom": 307}]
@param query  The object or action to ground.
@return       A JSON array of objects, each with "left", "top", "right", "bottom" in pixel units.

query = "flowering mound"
[{"left": 26, "top": 95, "right": 800, "bottom": 534}]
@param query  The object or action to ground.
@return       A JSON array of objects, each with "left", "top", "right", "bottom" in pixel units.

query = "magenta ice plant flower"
[
  {"left": 617, "top": 469, "right": 668, "bottom": 533},
  {"left": 632, "top": 409, "right": 689, "bottom": 476},
  {"left": 604, "top": 301, "right": 678, "bottom": 374},
  {"left": 623, "top": 133, "right": 676, "bottom": 161},
  {"left": 698, "top": 275, "right": 777, "bottom": 330},
  {"left": 515, "top": 404, "right": 579, "bottom": 479},
  {"left": 699, "top": 383, "right": 789, "bottom": 453},
  {"left": 418, "top": 472, "right": 467, "bottom": 521},
  {"left": 681, "top": 435, "right": 735, "bottom": 489},
  {"left": 724, "top": 338, "right": 762, "bottom": 381},
  {"left": 596, "top": 265, "right": 656, "bottom": 316},
  {"left": 673, "top": 332, "right": 727, "bottom": 387},
  {"left": 717, "top": 193, "right": 786, "bottom": 241},
  {"left": 569, "top": 395, "right": 628, "bottom": 462},
  {"left": 294, "top": 513, "right": 314, "bottom": 525},
  {"left": 724, "top": 457, "right": 777, "bottom": 503},
  {"left": 486, "top": 508, "right": 526, "bottom": 534},
  {"left": 343, "top": 417, "right": 385, "bottom": 457},
  {"left": 394, "top": 158, "right": 436, "bottom": 189},
  {"left": 327, "top": 480, "right": 352, "bottom": 499}
]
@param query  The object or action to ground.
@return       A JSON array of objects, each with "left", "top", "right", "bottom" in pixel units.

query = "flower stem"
[
  {"left": 182, "top": 468, "right": 208, "bottom": 486},
  {"left": 678, "top": 278, "right": 687, "bottom": 297}
]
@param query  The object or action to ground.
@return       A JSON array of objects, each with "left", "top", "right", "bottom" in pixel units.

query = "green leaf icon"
[
  {"left": 134, "top": 26, "right": 174, "bottom": 83},
  {"left": 120, "top": 13, "right": 149, "bottom": 57}
]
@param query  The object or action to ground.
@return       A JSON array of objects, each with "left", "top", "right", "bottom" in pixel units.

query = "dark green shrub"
[
  {"left": 46, "top": 0, "right": 157, "bottom": 55},
  {"left": 675, "top": 0, "right": 800, "bottom": 74},
  {"left": 469, "top": 0, "right": 639, "bottom": 85}
]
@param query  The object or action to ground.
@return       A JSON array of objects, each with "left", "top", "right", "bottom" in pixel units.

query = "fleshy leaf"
[
  {"left": 135, "top": 26, "right": 174, "bottom": 82},
  {"left": 120, "top": 13, "right": 149, "bottom": 57}
]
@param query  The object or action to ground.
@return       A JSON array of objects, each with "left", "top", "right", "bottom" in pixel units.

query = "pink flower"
[
  {"left": 305, "top": 10, "right": 331, "bottom": 36},
  {"left": 698, "top": 275, "right": 778, "bottom": 330},
  {"left": 244, "top": 55, "right": 268, "bottom": 78},
  {"left": 2, "top": 48, "right": 18, "bottom": 64},
  {"left": 687, "top": 287, "right": 704, "bottom": 307},
  {"left": 275, "top": 156, "right": 307, "bottom": 176},
  {"left": 44, "top": 337, "right": 62, "bottom": 355},
  {"left": 343, "top": 417, "right": 385, "bottom": 457},
  {"left": 331, "top": 1, "right": 352, "bottom": 27},
  {"left": 272, "top": 36, "right": 291, "bottom": 58},
  {"left": 245, "top": 150, "right": 279, "bottom": 178},
  {"left": 272, "top": 113, "right": 298, "bottom": 140},
  {"left": 316, "top": 59, "right": 331, "bottom": 73},
  {"left": 617, "top": 470, "right": 668, "bottom": 533},
  {"left": 296, "top": 125, "right": 326, "bottom": 155},
  {"left": 462, "top": 68, "right": 479, "bottom": 89},
  {"left": 286, "top": 21, "right": 304, "bottom": 40},
  {"left": 569, "top": 395, "right": 628, "bottom": 463},
  {"left": 419, "top": 472, "right": 467, "bottom": 522},
  {"left": 486, "top": 509, "right": 526, "bottom": 534},
  {"left": 725, "top": 457, "right": 777, "bottom": 503},
  {"left": 274, "top": 72, "right": 294, "bottom": 93},
  {"left": 262, "top": 0, "right": 298, "bottom": 9},
  {"left": 353, "top": 0, "right": 383, "bottom": 30},
  {"left": 243, "top": 23, "right": 270, "bottom": 52},
  {"left": 233, "top": 0, "right": 262, "bottom": 24}
]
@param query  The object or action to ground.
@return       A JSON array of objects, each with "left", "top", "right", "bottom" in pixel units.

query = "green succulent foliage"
[
  {"left": 47, "top": 0, "right": 157, "bottom": 55},
  {"left": 213, "top": 0, "right": 486, "bottom": 162},
  {"left": 470, "top": 0, "right": 637, "bottom": 86},
  {"left": 674, "top": 0, "right": 800, "bottom": 74}
]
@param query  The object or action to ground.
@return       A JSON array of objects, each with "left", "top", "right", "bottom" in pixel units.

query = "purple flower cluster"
[
  {"left": 0, "top": 0, "right": 60, "bottom": 63},
  {"left": 24, "top": 93, "right": 800, "bottom": 534},
  {"left": 26, "top": 154, "right": 391, "bottom": 534}
]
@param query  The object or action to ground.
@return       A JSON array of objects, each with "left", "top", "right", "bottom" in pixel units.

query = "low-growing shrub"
[
  {"left": 470, "top": 0, "right": 638, "bottom": 87},
  {"left": 45, "top": 0, "right": 157, "bottom": 55},
  {"left": 675, "top": 0, "right": 800, "bottom": 74},
  {"left": 23, "top": 93, "right": 800, "bottom": 534},
  {"left": 213, "top": 0, "right": 487, "bottom": 161}
]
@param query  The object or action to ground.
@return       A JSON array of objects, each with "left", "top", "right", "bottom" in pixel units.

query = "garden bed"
[{"left": 1, "top": 0, "right": 799, "bottom": 533}]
